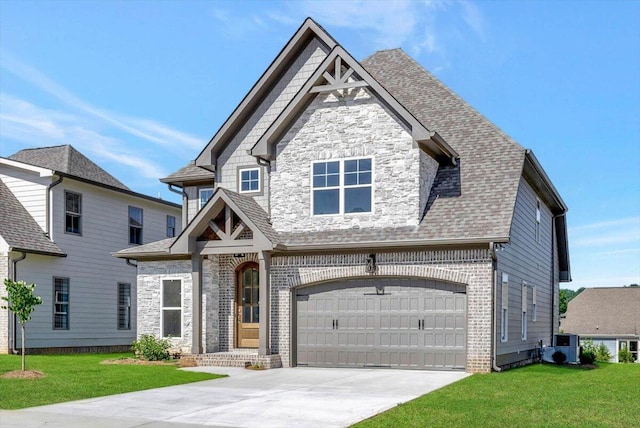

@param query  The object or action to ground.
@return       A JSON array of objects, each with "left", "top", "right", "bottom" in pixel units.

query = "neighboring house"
[
  {"left": 115, "top": 18, "right": 571, "bottom": 373},
  {"left": 0, "top": 145, "right": 182, "bottom": 353},
  {"left": 561, "top": 287, "right": 639, "bottom": 362}
]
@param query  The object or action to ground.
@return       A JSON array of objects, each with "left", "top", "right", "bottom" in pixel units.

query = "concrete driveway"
[{"left": 0, "top": 366, "right": 469, "bottom": 428}]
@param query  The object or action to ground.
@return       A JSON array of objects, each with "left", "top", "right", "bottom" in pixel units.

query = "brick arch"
[
  {"left": 227, "top": 253, "right": 258, "bottom": 270},
  {"left": 289, "top": 264, "right": 470, "bottom": 288}
]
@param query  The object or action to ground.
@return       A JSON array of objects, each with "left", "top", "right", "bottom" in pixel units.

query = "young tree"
[{"left": 1, "top": 279, "right": 43, "bottom": 371}]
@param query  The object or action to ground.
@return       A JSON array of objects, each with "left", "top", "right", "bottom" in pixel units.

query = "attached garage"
[{"left": 295, "top": 278, "right": 467, "bottom": 370}]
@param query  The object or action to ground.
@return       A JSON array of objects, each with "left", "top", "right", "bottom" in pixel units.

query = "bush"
[
  {"left": 595, "top": 343, "right": 612, "bottom": 362},
  {"left": 552, "top": 350, "right": 567, "bottom": 364},
  {"left": 131, "top": 334, "right": 171, "bottom": 361},
  {"left": 618, "top": 348, "right": 635, "bottom": 363},
  {"left": 580, "top": 349, "right": 595, "bottom": 365}
]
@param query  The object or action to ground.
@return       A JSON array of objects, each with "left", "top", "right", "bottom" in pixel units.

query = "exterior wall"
[
  {"left": 496, "top": 177, "right": 555, "bottom": 366},
  {"left": 5, "top": 178, "right": 181, "bottom": 350},
  {"left": 216, "top": 38, "right": 330, "bottom": 212},
  {"left": 419, "top": 151, "right": 439, "bottom": 216},
  {"left": 184, "top": 184, "right": 215, "bottom": 225},
  {"left": 271, "top": 89, "right": 438, "bottom": 232},
  {"left": 202, "top": 256, "right": 219, "bottom": 353},
  {"left": 0, "top": 245, "right": 8, "bottom": 353},
  {"left": 0, "top": 166, "right": 49, "bottom": 231},
  {"left": 270, "top": 249, "right": 494, "bottom": 373}
]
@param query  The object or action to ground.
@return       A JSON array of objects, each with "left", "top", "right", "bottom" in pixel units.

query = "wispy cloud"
[{"left": 570, "top": 217, "right": 640, "bottom": 248}]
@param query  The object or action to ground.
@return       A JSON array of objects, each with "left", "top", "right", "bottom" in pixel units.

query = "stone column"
[
  {"left": 191, "top": 254, "right": 202, "bottom": 354},
  {"left": 258, "top": 251, "right": 271, "bottom": 355}
]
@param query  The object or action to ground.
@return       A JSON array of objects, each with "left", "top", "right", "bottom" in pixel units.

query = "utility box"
[{"left": 553, "top": 334, "right": 580, "bottom": 363}]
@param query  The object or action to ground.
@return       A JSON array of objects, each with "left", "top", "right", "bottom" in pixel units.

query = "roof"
[
  {"left": 561, "top": 287, "right": 640, "bottom": 336},
  {"left": 9, "top": 145, "right": 129, "bottom": 190},
  {"left": 161, "top": 161, "right": 215, "bottom": 186},
  {"left": 0, "top": 179, "right": 65, "bottom": 257},
  {"left": 114, "top": 238, "right": 176, "bottom": 257}
]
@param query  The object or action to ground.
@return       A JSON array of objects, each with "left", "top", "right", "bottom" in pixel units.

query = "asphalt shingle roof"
[
  {"left": 219, "top": 188, "right": 280, "bottom": 245},
  {"left": 0, "top": 179, "right": 65, "bottom": 256},
  {"left": 115, "top": 238, "right": 176, "bottom": 256},
  {"left": 561, "top": 288, "right": 640, "bottom": 336},
  {"left": 161, "top": 161, "right": 215, "bottom": 185},
  {"left": 8, "top": 145, "right": 129, "bottom": 190}
]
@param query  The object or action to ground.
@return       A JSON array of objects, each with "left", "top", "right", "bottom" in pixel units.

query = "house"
[
  {"left": 561, "top": 287, "right": 639, "bottom": 362},
  {"left": 0, "top": 145, "right": 182, "bottom": 353},
  {"left": 115, "top": 18, "right": 571, "bottom": 373}
]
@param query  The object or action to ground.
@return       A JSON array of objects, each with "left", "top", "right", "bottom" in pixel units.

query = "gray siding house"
[
  {"left": 116, "top": 19, "right": 571, "bottom": 373},
  {"left": 0, "top": 145, "right": 182, "bottom": 353}
]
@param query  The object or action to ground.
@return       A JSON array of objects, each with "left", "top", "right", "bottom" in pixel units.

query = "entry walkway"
[{"left": 0, "top": 366, "right": 469, "bottom": 427}]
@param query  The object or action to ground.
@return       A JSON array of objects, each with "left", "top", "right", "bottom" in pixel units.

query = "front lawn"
[
  {"left": 355, "top": 363, "right": 640, "bottom": 428},
  {"left": 0, "top": 353, "right": 222, "bottom": 409}
]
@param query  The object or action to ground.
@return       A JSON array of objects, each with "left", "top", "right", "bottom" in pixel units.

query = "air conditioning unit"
[{"left": 553, "top": 334, "right": 580, "bottom": 364}]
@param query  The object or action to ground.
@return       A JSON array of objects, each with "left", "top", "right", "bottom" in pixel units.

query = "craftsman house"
[
  {"left": 115, "top": 18, "right": 571, "bottom": 372},
  {"left": 0, "top": 145, "right": 181, "bottom": 353}
]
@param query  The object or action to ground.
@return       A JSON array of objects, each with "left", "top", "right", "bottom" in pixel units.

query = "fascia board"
[{"left": 0, "top": 157, "right": 53, "bottom": 177}]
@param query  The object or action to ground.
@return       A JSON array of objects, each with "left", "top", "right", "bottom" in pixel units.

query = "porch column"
[
  {"left": 258, "top": 251, "right": 271, "bottom": 355},
  {"left": 191, "top": 254, "right": 202, "bottom": 354}
]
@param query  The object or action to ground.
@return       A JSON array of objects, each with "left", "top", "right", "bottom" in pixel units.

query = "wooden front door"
[{"left": 236, "top": 263, "right": 259, "bottom": 348}]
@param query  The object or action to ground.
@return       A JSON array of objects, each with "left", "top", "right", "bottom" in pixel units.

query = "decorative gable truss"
[{"left": 309, "top": 56, "right": 369, "bottom": 95}]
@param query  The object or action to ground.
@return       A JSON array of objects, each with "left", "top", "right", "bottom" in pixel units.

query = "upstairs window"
[
  {"left": 129, "top": 206, "right": 143, "bottom": 245},
  {"left": 53, "top": 277, "right": 69, "bottom": 330},
  {"left": 535, "top": 199, "right": 541, "bottom": 242},
  {"left": 166, "top": 215, "right": 176, "bottom": 238},
  {"left": 65, "top": 191, "right": 82, "bottom": 235},
  {"left": 312, "top": 158, "right": 372, "bottom": 215},
  {"left": 239, "top": 168, "right": 260, "bottom": 193},
  {"left": 199, "top": 188, "right": 214, "bottom": 209}
]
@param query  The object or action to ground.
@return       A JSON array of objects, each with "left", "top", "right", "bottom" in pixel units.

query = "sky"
[{"left": 0, "top": 0, "right": 638, "bottom": 290}]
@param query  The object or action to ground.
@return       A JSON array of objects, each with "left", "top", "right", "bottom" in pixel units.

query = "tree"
[
  {"left": 1, "top": 279, "right": 43, "bottom": 371},
  {"left": 559, "top": 287, "right": 585, "bottom": 315}
]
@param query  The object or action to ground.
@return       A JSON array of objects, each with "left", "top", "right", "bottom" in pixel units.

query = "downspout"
[
  {"left": 10, "top": 251, "right": 27, "bottom": 354},
  {"left": 550, "top": 214, "right": 558, "bottom": 345},
  {"left": 125, "top": 258, "right": 138, "bottom": 268},
  {"left": 489, "top": 242, "right": 502, "bottom": 372},
  {"left": 167, "top": 184, "right": 188, "bottom": 229},
  {"left": 46, "top": 175, "right": 64, "bottom": 239}
]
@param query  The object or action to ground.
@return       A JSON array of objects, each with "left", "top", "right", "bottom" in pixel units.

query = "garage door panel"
[{"left": 296, "top": 278, "right": 466, "bottom": 370}]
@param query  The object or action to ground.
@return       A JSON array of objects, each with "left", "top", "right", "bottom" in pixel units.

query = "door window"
[{"left": 240, "top": 265, "right": 259, "bottom": 323}]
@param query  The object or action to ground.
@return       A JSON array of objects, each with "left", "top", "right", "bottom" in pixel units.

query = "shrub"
[
  {"left": 618, "top": 348, "right": 635, "bottom": 363},
  {"left": 552, "top": 350, "right": 567, "bottom": 364},
  {"left": 580, "top": 349, "right": 595, "bottom": 365},
  {"left": 131, "top": 334, "right": 171, "bottom": 361},
  {"left": 595, "top": 343, "right": 612, "bottom": 362}
]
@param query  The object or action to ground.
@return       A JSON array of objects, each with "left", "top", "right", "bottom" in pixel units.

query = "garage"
[{"left": 295, "top": 278, "right": 466, "bottom": 370}]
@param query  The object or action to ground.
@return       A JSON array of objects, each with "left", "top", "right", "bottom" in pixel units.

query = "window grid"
[
  {"left": 117, "top": 283, "right": 131, "bottom": 330},
  {"left": 129, "top": 206, "right": 143, "bottom": 245},
  {"left": 166, "top": 215, "right": 176, "bottom": 238},
  {"left": 65, "top": 191, "right": 82, "bottom": 235},
  {"left": 239, "top": 168, "right": 260, "bottom": 193},
  {"left": 311, "top": 158, "right": 372, "bottom": 216},
  {"left": 53, "top": 277, "right": 69, "bottom": 330},
  {"left": 199, "top": 188, "right": 214, "bottom": 209},
  {"left": 162, "top": 279, "right": 182, "bottom": 338}
]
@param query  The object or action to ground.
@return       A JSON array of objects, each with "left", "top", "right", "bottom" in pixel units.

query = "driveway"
[{"left": 0, "top": 366, "right": 469, "bottom": 428}]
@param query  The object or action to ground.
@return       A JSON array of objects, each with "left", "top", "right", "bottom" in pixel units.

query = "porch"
[{"left": 183, "top": 350, "right": 282, "bottom": 369}]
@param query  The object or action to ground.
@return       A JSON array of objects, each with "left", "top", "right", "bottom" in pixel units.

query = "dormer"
[{"left": 160, "top": 161, "right": 215, "bottom": 225}]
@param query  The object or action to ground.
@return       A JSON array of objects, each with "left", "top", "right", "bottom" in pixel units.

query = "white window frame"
[
  {"left": 522, "top": 282, "right": 528, "bottom": 340},
  {"left": 199, "top": 188, "right": 214, "bottom": 209},
  {"left": 501, "top": 273, "right": 508, "bottom": 343},
  {"left": 161, "top": 278, "right": 183, "bottom": 338},
  {"left": 117, "top": 283, "right": 131, "bottom": 330},
  {"left": 310, "top": 157, "right": 374, "bottom": 216},
  {"left": 532, "top": 285, "right": 537, "bottom": 322},
  {"left": 238, "top": 167, "right": 261, "bottom": 194},
  {"left": 53, "top": 277, "right": 69, "bottom": 330},
  {"left": 535, "top": 199, "right": 541, "bottom": 243},
  {"left": 64, "top": 191, "right": 82, "bottom": 235}
]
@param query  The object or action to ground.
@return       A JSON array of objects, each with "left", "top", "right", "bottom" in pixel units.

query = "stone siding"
[
  {"left": 271, "top": 89, "right": 439, "bottom": 232},
  {"left": 0, "top": 254, "right": 8, "bottom": 354},
  {"left": 270, "top": 250, "right": 494, "bottom": 373},
  {"left": 202, "top": 256, "right": 220, "bottom": 352}
]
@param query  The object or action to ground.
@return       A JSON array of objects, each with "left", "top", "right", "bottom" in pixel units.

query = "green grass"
[
  {"left": 0, "top": 353, "right": 223, "bottom": 409},
  {"left": 355, "top": 363, "right": 640, "bottom": 428}
]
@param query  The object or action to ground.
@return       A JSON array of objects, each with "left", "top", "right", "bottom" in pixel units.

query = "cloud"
[{"left": 569, "top": 217, "right": 640, "bottom": 248}]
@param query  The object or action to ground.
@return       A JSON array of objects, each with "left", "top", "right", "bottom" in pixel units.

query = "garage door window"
[{"left": 312, "top": 158, "right": 372, "bottom": 215}]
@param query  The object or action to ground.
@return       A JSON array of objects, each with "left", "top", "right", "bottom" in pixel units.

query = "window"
[
  {"left": 117, "top": 283, "right": 131, "bottom": 330},
  {"left": 239, "top": 168, "right": 260, "bottom": 193},
  {"left": 129, "top": 206, "right": 143, "bottom": 244},
  {"left": 199, "top": 188, "right": 214, "bottom": 209},
  {"left": 312, "top": 158, "right": 372, "bottom": 215},
  {"left": 501, "top": 273, "right": 508, "bottom": 342},
  {"left": 162, "top": 279, "right": 182, "bottom": 337},
  {"left": 532, "top": 285, "right": 537, "bottom": 322},
  {"left": 618, "top": 340, "right": 638, "bottom": 362},
  {"left": 522, "top": 282, "right": 528, "bottom": 340},
  {"left": 53, "top": 277, "right": 69, "bottom": 329},
  {"left": 535, "top": 199, "right": 541, "bottom": 242},
  {"left": 166, "top": 215, "right": 176, "bottom": 238},
  {"left": 65, "top": 191, "right": 81, "bottom": 235}
]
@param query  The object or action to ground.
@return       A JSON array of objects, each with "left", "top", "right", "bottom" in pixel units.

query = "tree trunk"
[{"left": 21, "top": 322, "right": 25, "bottom": 371}]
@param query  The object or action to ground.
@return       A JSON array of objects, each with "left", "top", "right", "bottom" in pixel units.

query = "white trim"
[
  {"left": 0, "top": 157, "right": 54, "bottom": 177},
  {"left": 535, "top": 199, "right": 541, "bottom": 243},
  {"left": 522, "top": 281, "right": 528, "bottom": 340},
  {"left": 532, "top": 285, "right": 537, "bottom": 322},
  {"left": 310, "top": 156, "right": 374, "bottom": 216},
  {"left": 199, "top": 188, "right": 214, "bottom": 209},
  {"left": 161, "top": 278, "right": 183, "bottom": 339},
  {"left": 501, "top": 273, "right": 508, "bottom": 343},
  {"left": 238, "top": 167, "right": 261, "bottom": 194}
]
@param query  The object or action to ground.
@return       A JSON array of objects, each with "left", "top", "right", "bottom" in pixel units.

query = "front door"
[{"left": 236, "top": 263, "right": 259, "bottom": 348}]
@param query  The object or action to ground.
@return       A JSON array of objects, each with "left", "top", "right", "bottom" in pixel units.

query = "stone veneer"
[
  {"left": 0, "top": 254, "right": 8, "bottom": 353},
  {"left": 271, "top": 89, "right": 439, "bottom": 232}
]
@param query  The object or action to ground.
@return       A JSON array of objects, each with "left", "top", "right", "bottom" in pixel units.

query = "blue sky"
[{"left": 0, "top": 0, "right": 638, "bottom": 290}]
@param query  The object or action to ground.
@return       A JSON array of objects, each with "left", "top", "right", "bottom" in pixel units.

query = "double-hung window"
[
  {"left": 312, "top": 158, "right": 372, "bottom": 215},
  {"left": 522, "top": 282, "right": 528, "bottom": 340},
  {"left": 535, "top": 200, "right": 541, "bottom": 242},
  {"left": 199, "top": 188, "right": 214, "bottom": 209},
  {"left": 162, "top": 279, "right": 182, "bottom": 337},
  {"left": 129, "top": 206, "right": 143, "bottom": 244},
  {"left": 53, "top": 277, "right": 69, "bottom": 329},
  {"left": 65, "top": 191, "right": 82, "bottom": 235},
  {"left": 166, "top": 215, "right": 176, "bottom": 238},
  {"left": 239, "top": 168, "right": 260, "bottom": 193},
  {"left": 117, "top": 283, "right": 131, "bottom": 330},
  {"left": 501, "top": 273, "right": 508, "bottom": 342}
]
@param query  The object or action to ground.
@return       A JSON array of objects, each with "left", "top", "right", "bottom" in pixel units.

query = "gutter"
[
  {"left": 10, "top": 251, "right": 27, "bottom": 354},
  {"left": 46, "top": 175, "right": 64, "bottom": 238},
  {"left": 167, "top": 184, "right": 189, "bottom": 229},
  {"left": 489, "top": 242, "right": 502, "bottom": 372}
]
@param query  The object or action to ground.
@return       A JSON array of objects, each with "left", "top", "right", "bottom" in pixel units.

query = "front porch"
[{"left": 183, "top": 350, "right": 282, "bottom": 369}]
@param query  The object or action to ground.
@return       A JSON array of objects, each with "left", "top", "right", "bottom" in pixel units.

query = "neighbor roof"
[
  {"left": 561, "top": 287, "right": 640, "bottom": 336},
  {"left": 9, "top": 145, "right": 129, "bottom": 190},
  {"left": 0, "top": 179, "right": 65, "bottom": 257}
]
